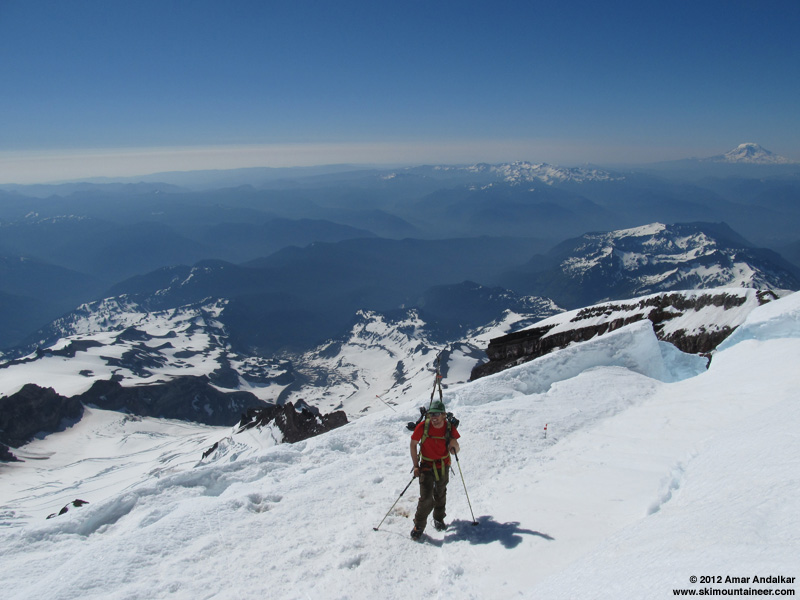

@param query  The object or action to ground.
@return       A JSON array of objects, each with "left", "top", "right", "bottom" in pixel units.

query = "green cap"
[{"left": 428, "top": 400, "right": 446, "bottom": 414}]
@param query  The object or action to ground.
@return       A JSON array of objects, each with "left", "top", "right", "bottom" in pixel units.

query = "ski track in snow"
[{"left": 1, "top": 293, "right": 799, "bottom": 598}]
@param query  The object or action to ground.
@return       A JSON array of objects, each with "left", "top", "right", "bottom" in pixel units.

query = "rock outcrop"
[
  {"left": 471, "top": 290, "right": 778, "bottom": 380},
  {"left": 46, "top": 499, "right": 89, "bottom": 520},
  {"left": 75, "top": 376, "right": 268, "bottom": 426},
  {"left": 1, "top": 442, "right": 20, "bottom": 462},
  {"left": 0, "top": 384, "right": 84, "bottom": 454},
  {"left": 236, "top": 402, "right": 348, "bottom": 444}
]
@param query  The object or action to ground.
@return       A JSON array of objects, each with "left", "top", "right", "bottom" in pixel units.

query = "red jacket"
[{"left": 412, "top": 418, "right": 460, "bottom": 467}]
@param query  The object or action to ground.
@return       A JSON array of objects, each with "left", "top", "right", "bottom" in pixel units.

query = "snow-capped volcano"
[{"left": 707, "top": 142, "right": 794, "bottom": 164}]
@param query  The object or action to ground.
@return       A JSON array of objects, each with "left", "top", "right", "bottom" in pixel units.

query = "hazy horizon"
[
  {"left": 2, "top": 1, "right": 798, "bottom": 184},
  {"left": 0, "top": 139, "right": 736, "bottom": 186}
]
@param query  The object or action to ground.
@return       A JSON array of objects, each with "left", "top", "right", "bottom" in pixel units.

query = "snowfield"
[
  {"left": 0, "top": 297, "right": 561, "bottom": 419},
  {"left": 1, "top": 292, "right": 799, "bottom": 599}
]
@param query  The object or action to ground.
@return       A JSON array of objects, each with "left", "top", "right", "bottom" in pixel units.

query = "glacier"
[{"left": 0, "top": 292, "right": 798, "bottom": 599}]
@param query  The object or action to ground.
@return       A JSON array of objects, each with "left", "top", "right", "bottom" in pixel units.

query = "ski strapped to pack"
[
  {"left": 406, "top": 351, "right": 459, "bottom": 430},
  {"left": 430, "top": 350, "right": 444, "bottom": 404}
]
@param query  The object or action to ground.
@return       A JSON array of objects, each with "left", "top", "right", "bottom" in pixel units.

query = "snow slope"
[
  {"left": 1, "top": 292, "right": 798, "bottom": 599},
  {"left": 0, "top": 298, "right": 237, "bottom": 398},
  {"left": 2, "top": 410, "right": 222, "bottom": 523},
  {"left": 280, "top": 305, "right": 561, "bottom": 416}
]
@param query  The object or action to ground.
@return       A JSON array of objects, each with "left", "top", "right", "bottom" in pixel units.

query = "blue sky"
[{"left": 1, "top": 0, "right": 799, "bottom": 182}]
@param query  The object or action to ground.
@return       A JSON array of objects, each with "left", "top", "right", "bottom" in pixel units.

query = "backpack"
[
  {"left": 406, "top": 405, "right": 460, "bottom": 432},
  {"left": 407, "top": 406, "right": 460, "bottom": 480}
]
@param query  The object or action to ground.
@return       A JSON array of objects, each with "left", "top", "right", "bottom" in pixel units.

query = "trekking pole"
[
  {"left": 452, "top": 450, "right": 479, "bottom": 526},
  {"left": 376, "top": 394, "right": 396, "bottom": 412},
  {"left": 372, "top": 475, "right": 417, "bottom": 531}
]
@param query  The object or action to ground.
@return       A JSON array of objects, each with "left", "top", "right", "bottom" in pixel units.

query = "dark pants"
[{"left": 413, "top": 466, "right": 449, "bottom": 530}]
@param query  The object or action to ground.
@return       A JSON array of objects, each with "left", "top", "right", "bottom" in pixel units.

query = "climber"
[{"left": 409, "top": 400, "right": 460, "bottom": 539}]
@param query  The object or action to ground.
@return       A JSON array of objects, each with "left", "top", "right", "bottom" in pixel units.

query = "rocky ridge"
[
  {"left": 471, "top": 288, "right": 778, "bottom": 380},
  {"left": 505, "top": 222, "right": 800, "bottom": 310}
]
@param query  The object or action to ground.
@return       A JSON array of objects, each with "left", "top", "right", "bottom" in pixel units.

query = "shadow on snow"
[{"left": 445, "top": 515, "right": 554, "bottom": 548}]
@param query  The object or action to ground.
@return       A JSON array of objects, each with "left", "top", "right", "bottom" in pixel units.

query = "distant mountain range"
[
  {"left": 1, "top": 145, "right": 799, "bottom": 353},
  {"left": 407, "top": 161, "right": 623, "bottom": 185},
  {"left": 500, "top": 222, "right": 800, "bottom": 309},
  {"left": 1, "top": 220, "right": 797, "bottom": 439},
  {"left": 10, "top": 220, "right": 790, "bottom": 359}
]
